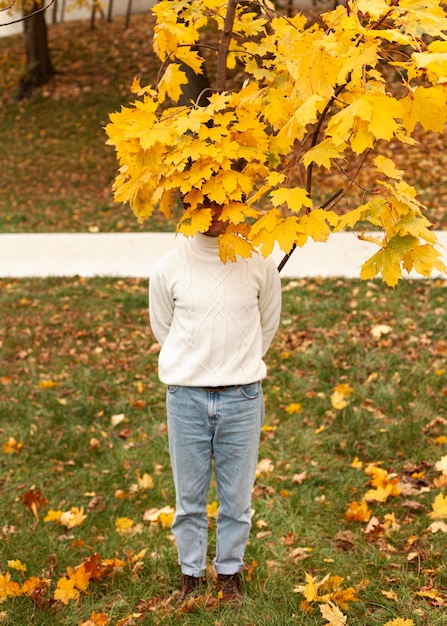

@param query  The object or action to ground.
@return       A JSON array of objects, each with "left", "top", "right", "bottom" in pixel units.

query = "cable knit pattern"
[{"left": 149, "top": 233, "right": 282, "bottom": 387}]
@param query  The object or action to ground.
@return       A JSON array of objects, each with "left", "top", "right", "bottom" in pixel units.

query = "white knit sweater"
[{"left": 149, "top": 233, "right": 282, "bottom": 386}]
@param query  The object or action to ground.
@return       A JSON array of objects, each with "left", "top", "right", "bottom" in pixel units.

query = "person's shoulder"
[
  {"left": 152, "top": 239, "right": 185, "bottom": 273},
  {"left": 245, "top": 251, "right": 277, "bottom": 271}
]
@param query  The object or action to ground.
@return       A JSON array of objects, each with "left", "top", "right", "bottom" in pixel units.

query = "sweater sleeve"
[
  {"left": 149, "top": 264, "right": 174, "bottom": 346},
  {"left": 258, "top": 257, "right": 282, "bottom": 355}
]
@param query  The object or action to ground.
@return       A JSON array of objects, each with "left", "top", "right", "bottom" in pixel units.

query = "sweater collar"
[{"left": 190, "top": 232, "right": 221, "bottom": 252}]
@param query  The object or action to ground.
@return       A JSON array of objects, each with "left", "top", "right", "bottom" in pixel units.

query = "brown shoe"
[
  {"left": 177, "top": 574, "right": 204, "bottom": 606},
  {"left": 217, "top": 573, "right": 243, "bottom": 607}
]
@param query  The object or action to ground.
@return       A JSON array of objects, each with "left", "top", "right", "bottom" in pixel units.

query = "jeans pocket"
[
  {"left": 240, "top": 381, "right": 261, "bottom": 400},
  {"left": 167, "top": 385, "right": 180, "bottom": 394}
]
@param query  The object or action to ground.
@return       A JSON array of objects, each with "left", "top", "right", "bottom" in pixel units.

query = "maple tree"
[{"left": 106, "top": 0, "right": 447, "bottom": 285}]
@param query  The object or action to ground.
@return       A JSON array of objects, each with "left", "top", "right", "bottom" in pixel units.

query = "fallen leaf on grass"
[
  {"left": 22, "top": 488, "right": 48, "bottom": 522},
  {"left": 383, "top": 619, "right": 415, "bottom": 626},
  {"left": 428, "top": 520, "right": 447, "bottom": 533},
  {"left": 381, "top": 589, "right": 399, "bottom": 601},
  {"left": 7, "top": 560, "right": 26, "bottom": 573},
  {"left": 0, "top": 572, "right": 22, "bottom": 602},
  {"left": 416, "top": 588, "right": 447, "bottom": 606},
  {"left": 370, "top": 324, "right": 392, "bottom": 338},
  {"left": 285, "top": 402, "right": 302, "bottom": 414},
  {"left": 115, "top": 517, "right": 143, "bottom": 536},
  {"left": 111, "top": 413, "right": 126, "bottom": 427},
  {"left": 331, "top": 384, "right": 354, "bottom": 410},
  {"left": 435, "top": 454, "right": 447, "bottom": 475},
  {"left": 364, "top": 464, "right": 401, "bottom": 502},
  {"left": 2, "top": 437, "right": 23, "bottom": 454},
  {"left": 44, "top": 506, "right": 87, "bottom": 529},
  {"left": 256, "top": 458, "right": 275, "bottom": 478},
  {"left": 319, "top": 601, "right": 347, "bottom": 625},
  {"left": 292, "top": 471, "right": 307, "bottom": 484},
  {"left": 345, "top": 499, "right": 372, "bottom": 522},
  {"left": 79, "top": 612, "right": 109, "bottom": 626},
  {"left": 429, "top": 492, "right": 447, "bottom": 519},
  {"left": 116, "top": 613, "right": 144, "bottom": 625},
  {"left": 37, "top": 379, "right": 60, "bottom": 388},
  {"left": 143, "top": 506, "right": 175, "bottom": 529}
]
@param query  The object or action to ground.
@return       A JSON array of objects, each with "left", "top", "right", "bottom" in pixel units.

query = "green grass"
[{"left": 1, "top": 276, "right": 447, "bottom": 625}]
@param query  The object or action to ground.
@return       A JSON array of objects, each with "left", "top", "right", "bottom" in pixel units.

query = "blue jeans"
[{"left": 166, "top": 382, "right": 264, "bottom": 577}]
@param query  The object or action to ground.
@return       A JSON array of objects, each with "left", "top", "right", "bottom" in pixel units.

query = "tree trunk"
[
  {"left": 18, "top": 4, "right": 55, "bottom": 99},
  {"left": 178, "top": 60, "right": 211, "bottom": 107}
]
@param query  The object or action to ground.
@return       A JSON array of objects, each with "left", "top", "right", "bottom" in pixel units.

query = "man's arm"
[
  {"left": 149, "top": 268, "right": 174, "bottom": 346},
  {"left": 258, "top": 259, "right": 282, "bottom": 355}
]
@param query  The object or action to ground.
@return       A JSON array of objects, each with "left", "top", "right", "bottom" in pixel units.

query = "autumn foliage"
[{"left": 106, "top": 0, "right": 447, "bottom": 284}]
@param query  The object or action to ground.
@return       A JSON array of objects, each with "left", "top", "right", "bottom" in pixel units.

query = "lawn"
[{"left": 1, "top": 276, "right": 447, "bottom": 625}]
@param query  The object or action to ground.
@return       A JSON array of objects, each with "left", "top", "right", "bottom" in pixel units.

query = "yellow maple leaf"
[
  {"left": 302, "top": 572, "right": 320, "bottom": 603},
  {"left": 383, "top": 619, "right": 415, "bottom": 626},
  {"left": 368, "top": 95, "right": 402, "bottom": 141},
  {"left": 301, "top": 138, "right": 344, "bottom": 170},
  {"left": 285, "top": 403, "right": 302, "bottom": 415},
  {"left": 382, "top": 589, "right": 399, "bottom": 602},
  {"left": 0, "top": 572, "right": 23, "bottom": 602},
  {"left": 357, "top": 0, "right": 393, "bottom": 19},
  {"left": 401, "top": 85, "right": 447, "bottom": 134},
  {"left": 7, "top": 560, "right": 26, "bottom": 573},
  {"left": 374, "top": 155, "right": 404, "bottom": 180},
  {"left": 137, "top": 472, "right": 154, "bottom": 490},
  {"left": 207, "top": 501, "right": 219, "bottom": 519},
  {"left": 79, "top": 612, "right": 110, "bottom": 626},
  {"left": 331, "top": 384, "right": 354, "bottom": 410},
  {"left": 2, "top": 437, "right": 24, "bottom": 455},
  {"left": 157, "top": 64, "right": 188, "bottom": 103},
  {"left": 44, "top": 509, "right": 63, "bottom": 523},
  {"left": 345, "top": 500, "right": 372, "bottom": 523},
  {"left": 38, "top": 379, "right": 59, "bottom": 388},
  {"left": 115, "top": 517, "right": 135, "bottom": 534},
  {"left": 435, "top": 455, "right": 447, "bottom": 476},
  {"left": 54, "top": 576, "right": 79, "bottom": 605},
  {"left": 144, "top": 505, "right": 175, "bottom": 529},
  {"left": 218, "top": 231, "right": 254, "bottom": 263},
  {"left": 178, "top": 207, "right": 212, "bottom": 236},
  {"left": 350, "top": 457, "right": 363, "bottom": 470},
  {"left": 256, "top": 458, "right": 275, "bottom": 479},
  {"left": 319, "top": 601, "right": 348, "bottom": 625},
  {"left": 21, "top": 575, "right": 51, "bottom": 597},
  {"left": 270, "top": 187, "right": 312, "bottom": 213},
  {"left": 430, "top": 492, "right": 447, "bottom": 519},
  {"left": 159, "top": 511, "right": 174, "bottom": 529},
  {"left": 59, "top": 507, "right": 87, "bottom": 529}
]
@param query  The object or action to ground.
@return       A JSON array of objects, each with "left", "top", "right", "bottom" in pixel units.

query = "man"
[{"left": 149, "top": 205, "right": 281, "bottom": 606}]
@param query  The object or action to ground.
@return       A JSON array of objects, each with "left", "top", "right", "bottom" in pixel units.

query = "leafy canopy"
[{"left": 106, "top": 0, "right": 447, "bottom": 284}]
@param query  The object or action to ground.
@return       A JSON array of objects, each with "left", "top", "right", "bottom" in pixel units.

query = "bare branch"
[{"left": 0, "top": 0, "right": 55, "bottom": 25}]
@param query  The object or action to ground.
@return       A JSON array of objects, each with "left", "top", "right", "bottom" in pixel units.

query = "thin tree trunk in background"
[
  {"left": 52, "top": 0, "right": 58, "bottom": 23},
  {"left": 107, "top": 0, "right": 114, "bottom": 22},
  {"left": 125, "top": 0, "right": 132, "bottom": 30},
  {"left": 18, "top": 3, "right": 55, "bottom": 99}
]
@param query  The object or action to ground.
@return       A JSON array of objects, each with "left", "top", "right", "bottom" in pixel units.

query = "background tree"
[
  {"left": 1, "top": 0, "right": 117, "bottom": 98},
  {"left": 106, "top": 0, "right": 447, "bottom": 285},
  {"left": 18, "top": 0, "right": 55, "bottom": 98}
]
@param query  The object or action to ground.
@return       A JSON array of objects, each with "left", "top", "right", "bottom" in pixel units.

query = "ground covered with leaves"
[
  {"left": 1, "top": 276, "right": 447, "bottom": 626},
  {"left": 1, "top": 11, "right": 447, "bottom": 234}
]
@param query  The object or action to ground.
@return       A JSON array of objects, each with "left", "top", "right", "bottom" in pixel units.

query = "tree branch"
[{"left": 215, "top": 0, "right": 238, "bottom": 93}]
